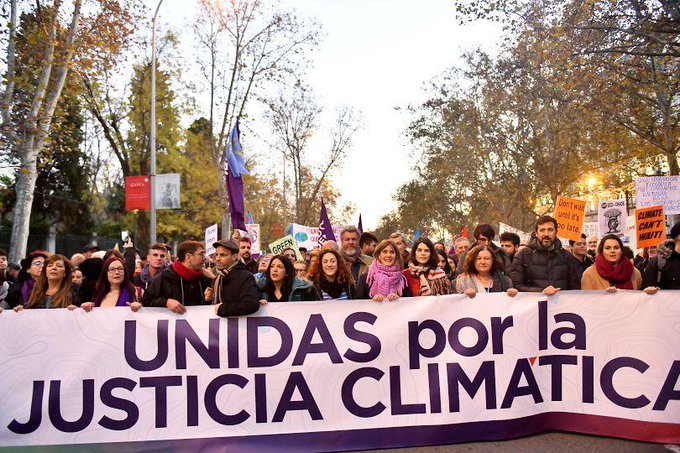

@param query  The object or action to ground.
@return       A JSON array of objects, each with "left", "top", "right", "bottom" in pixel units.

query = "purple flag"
[
  {"left": 318, "top": 199, "right": 336, "bottom": 247},
  {"left": 357, "top": 213, "right": 363, "bottom": 235},
  {"left": 226, "top": 169, "right": 247, "bottom": 232}
]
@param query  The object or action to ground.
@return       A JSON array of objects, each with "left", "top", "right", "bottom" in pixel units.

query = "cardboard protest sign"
[
  {"left": 582, "top": 222, "right": 598, "bottom": 239},
  {"left": 635, "top": 176, "right": 680, "bottom": 215},
  {"left": 268, "top": 235, "right": 302, "bottom": 260},
  {"left": 246, "top": 224, "right": 261, "bottom": 255},
  {"left": 598, "top": 199, "right": 627, "bottom": 242},
  {"left": 204, "top": 224, "right": 218, "bottom": 255},
  {"left": 554, "top": 196, "right": 587, "bottom": 242},
  {"left": 635, "top": 206, "right": 665, "bottom": 250}
]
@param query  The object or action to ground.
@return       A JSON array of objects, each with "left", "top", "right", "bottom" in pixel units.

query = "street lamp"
[{"left": 150, "top": 0, "right": 164, "bottom": 247}]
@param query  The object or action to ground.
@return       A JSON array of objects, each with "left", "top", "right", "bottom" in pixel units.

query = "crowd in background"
[{"left": 1, "top": 215, "right": 678, "bottom": 317}]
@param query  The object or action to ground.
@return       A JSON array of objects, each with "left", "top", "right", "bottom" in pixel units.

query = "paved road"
[{"left": 367, "top": 433, "right": 676, "bottom": 453}]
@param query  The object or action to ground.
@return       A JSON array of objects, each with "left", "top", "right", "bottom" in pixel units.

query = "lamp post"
[{"left": 150, "top": 0, "right": 164, "bottom": 247}]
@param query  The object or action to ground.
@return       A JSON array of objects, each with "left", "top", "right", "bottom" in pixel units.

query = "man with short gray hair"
[{"left": 341, "top": 226, "right": 373, "bottom": 282}]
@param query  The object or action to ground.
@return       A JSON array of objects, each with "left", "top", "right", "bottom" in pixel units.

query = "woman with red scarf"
[{"left": 582, "top": 234, "right": 657, "bottom": 294}]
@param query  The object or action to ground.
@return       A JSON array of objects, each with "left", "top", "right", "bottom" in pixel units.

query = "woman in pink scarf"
[{"left": 357, "top": 240, "right": 412, "bottom": 301}]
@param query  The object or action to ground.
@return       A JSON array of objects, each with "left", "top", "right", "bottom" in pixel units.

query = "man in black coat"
[
  {"left": 209, "top": 239, "right": 260, "bottom": 317},
  {"left": 142, "top": 240, "right": 212, "bottom": 313},
  {"left": 510, "top": 215, "right": 580, "bottom": 295}
]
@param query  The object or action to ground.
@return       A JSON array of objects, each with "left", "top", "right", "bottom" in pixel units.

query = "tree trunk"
[{"left": 9, "top": 145, "right": 39, "bottom": 263}]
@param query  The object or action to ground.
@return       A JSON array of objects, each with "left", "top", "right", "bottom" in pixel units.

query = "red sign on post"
[{"left": 125, "top": 176, "right": 150, "bottom": 211}]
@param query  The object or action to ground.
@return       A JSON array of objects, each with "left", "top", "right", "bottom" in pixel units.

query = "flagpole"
[{"left": 150, "top": 0, "right": 164, "bottom": 247}]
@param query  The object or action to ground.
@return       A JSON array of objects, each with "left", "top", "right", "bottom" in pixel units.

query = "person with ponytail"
[
  {"left": 403, "top": 238, "right": 452, "bottom": 296},
  {"left": 582, "top": 234, "right": 656, "bottom": 294},
  {"left": 80, "top": 256, "right": 142, "bottom": 312},
  {"left": 15, "top": 254, "right": 80, "bottom": 311},
  {"left": 357, "top": 240, "right": 412, "bottom": 301}
]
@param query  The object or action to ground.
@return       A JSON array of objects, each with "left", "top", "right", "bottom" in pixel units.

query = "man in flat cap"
[{"left": 208, "top": 239, "right": 260, "bottom": 317}]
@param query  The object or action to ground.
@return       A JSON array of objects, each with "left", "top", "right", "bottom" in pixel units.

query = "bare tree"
[
  {"left": 193, "top": 0, "right": 321, "bottom": 236},
  {"left": 266, "top": 83, "right": 360, "bottom": 225}
]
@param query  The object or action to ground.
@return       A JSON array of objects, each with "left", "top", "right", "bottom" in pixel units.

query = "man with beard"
[
  {"left": 208, "top": 239, "right": 260, "bottom": 317},
  {"left": 239, "top": 237, "right": 258, "bottom": 274},
  {"left": 510, "top": 216, "right": 580, "bottom": 295},
  {"left": 340, "top": 226, "right": 373, "bottom": 282}
]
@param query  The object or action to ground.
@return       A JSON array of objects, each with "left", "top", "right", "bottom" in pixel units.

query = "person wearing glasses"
[
  {"left": 79, "top": 256, "right": 142, "bottom": 311},
  {"left": 142, "top": 240, "right": 212, "bottom": 314},
  {"left": 4, "top": 250, "right": 49, "bottom": 309}
]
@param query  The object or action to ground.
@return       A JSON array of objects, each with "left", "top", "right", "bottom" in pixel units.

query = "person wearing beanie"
[{"left": 642, "top": 221, "right": 680, "bottom": 290}]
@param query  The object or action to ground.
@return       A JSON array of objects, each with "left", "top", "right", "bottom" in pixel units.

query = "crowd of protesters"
[{"left": 1, "top": 215, "right": 678, "bottom": 317}]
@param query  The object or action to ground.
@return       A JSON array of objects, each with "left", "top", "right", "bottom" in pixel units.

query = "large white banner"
[
  {"left": 635, "top": 176, "right": 680, "bottom": 215},
  {"left": 1, "top": 292, "right": 679, "bottom": 450}
]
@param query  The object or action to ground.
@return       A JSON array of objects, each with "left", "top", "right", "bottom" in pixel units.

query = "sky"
[{"left": 155, "top": 0, "right": 502, "bottom": 230}]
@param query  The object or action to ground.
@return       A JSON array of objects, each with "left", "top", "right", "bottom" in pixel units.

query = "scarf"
[
  {"left": 425, "top": 268, "right": 451, "bottom": 295},
  {"left": 319, "top": 276, "right": 347, "bottom": 299},
  {"left": 594, "top": 255, "right": 634, "bottom": 289},
  {"left": 173, "top": 259, "right": 204, "bottom": 281},
  {"left": 21, "top": 278, "right": 35, "bottom": 304},
  {"left": 341, "top": 248, "right": 360, "bottom": 266},
  {"left": 366, "top": 260, "right": 405, "bottom": 298},
  {"left": 212, "top": 261, "right": 239, "bottom": 305},
  {"left": 407, "top": 262, "right": 432, "bottom": 295}
]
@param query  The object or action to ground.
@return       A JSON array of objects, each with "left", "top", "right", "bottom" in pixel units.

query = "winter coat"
[
  {"left": 258, "top": 276, "right": 320, "bottom": 302},
  {"left": 510, "top": 237, "right": 580, "bottom": 292},
  {"left": 581, "top": 265, "right": 641, "bottom": 291},
  {"left": 214, "top": 262, "right": 260, "bottom": 317},
  {"left": 141, "top": 268, "right": 211, "bottom": 308},
  {"left": 641, "top": 250, "right": 680, "bottom": 290}
]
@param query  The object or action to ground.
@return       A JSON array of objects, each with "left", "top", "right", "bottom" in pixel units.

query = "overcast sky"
[{"left": 156, "top": 0, "right": 502, "bottom": 230}]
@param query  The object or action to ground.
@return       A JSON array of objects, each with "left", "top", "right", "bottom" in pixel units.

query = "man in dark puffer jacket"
[{"left": 510, "top": 215, "right": 580, "bottom": 295}]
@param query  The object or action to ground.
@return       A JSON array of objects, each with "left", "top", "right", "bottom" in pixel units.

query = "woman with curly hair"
[
  {"left": 308, "top": 249, "right": 356, "bottom": 300},
  {"left": 403, "top": 238, "right": 452, "bottom": 296},
  {"left": 15, "top": 254, "right": 80, "bottom": 311}
]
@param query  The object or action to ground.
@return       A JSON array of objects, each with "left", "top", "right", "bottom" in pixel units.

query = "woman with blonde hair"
[{"left": 357, "top": 240, "right": 412, "bottom": 301}]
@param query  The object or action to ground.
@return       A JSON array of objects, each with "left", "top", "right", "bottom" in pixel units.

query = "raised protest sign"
[
  {"left": 268, "top": 235, "right": 302, "bottom": 260},
  {"left": 598, "top": 199, "right": 627, "bottom": 242},
  {"left": 635, "top": 176, "right": 680, "bottom": 215},
  {"left": 635, "top": 205, "right": 665, "bottom": 250},
  {"left": 554, "top": 196, "right": 586, "bottom": 242},
  {"left": 246, "top": 224, "right": 261, "bottom": 255},
  {"left": 582, "top": 222, "right": 598, "bottom": 239},
  {"left": 498, "top": 223, "right": 531, "bottom": 245},
  {"left": 204, "top": 224, "right": 218, "bottom": 256},
  {"left": 1, "top": 292, "right": 678, "bottom": 450},
  {"left": 291, "top": 223, "right": 345, "bottom": 250}
]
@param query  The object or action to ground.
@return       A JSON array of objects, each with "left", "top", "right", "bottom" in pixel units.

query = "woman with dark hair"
[
  {"left": 80, "top": 256, "right": 142, "bottom": 312},
  {"left": 403, "top": 238, "right": 451, "bottom": 296},
  {"left": 5, "top": 250, "right": 49, "bottom": 309},
  {"left": 455, "top": 245, "right": 516, "bottom": 298},
  {"left": 258, "top": 255, "right": 319, "bottom": 303},
  {"left": 582, "top": 234, "right": 655, "bottom": 293},
  {"left": 15, "top": 254, "right": 80, "bottom": 311},
  {"left": 308, "top": 249, "right": 356, "bottom": 300},
  {"left": 357, "top": 240, "right": 412, "bottom": 301},
  {"left": 436, "top": 249, "right": 455, "bottom": 281}
]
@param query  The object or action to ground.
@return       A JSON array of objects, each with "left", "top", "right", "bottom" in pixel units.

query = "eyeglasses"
[
  {"left": 32, "top": 261, "right": 45, "bottom": 267},
  {"left": 108, "top": 267, "right": 126, "bottom": 274}
]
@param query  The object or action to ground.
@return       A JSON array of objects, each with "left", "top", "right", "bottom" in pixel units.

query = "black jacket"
[
  {"left": 142, "top": 267, "right": 211, "bottom": 308},
  {"left": 641, "top": 251, "right": 680, "bottom": 290},
  {"left": 510, "top": 237, "right": 580, "bottom": 292},
  {"left": 570, "top": 254, "right": 594, "bottom": 283},
  {"left": 214, "top": 262, "right": 260, "bottom": 317}
]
